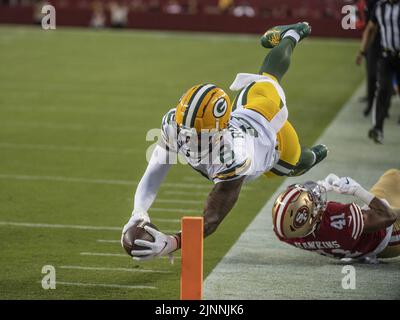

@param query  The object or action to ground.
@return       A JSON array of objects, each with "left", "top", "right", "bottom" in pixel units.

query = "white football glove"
[
  {"left": 131, "top": 226, "right": 178, "bottom": 263},
  {"left": 331, "top": 176, "right": 374, "bottom": 205},
  {"left": 317, "top": 173, "right": 340, "bottom": 192},
  {"left": 332, "top": 176, "right": 361, "bottom": 195},
  {"left": 121, "top": 209, "right": 150, "bottom": 246}
]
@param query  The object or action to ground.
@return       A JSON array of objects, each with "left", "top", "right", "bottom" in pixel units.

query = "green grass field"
[{"left": 0, "top": 26, "right": 363, "bottom": 299}]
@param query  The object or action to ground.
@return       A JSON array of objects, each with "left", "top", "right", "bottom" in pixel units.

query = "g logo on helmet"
[
  {"left": 213, "top": 98, "right": 228, "bottom": 118},
  {"left": 293, "top": 206, "right": 309, "bottom": 228}
]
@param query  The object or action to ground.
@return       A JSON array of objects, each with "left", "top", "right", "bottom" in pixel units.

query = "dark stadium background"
[{"left": 1, "top": 0, "right": 362, "bottom": 37}]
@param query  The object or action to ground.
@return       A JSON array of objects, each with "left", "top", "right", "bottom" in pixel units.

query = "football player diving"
[
  {"left": 122, "top": 22, "right": 328, "bottom": 261},
  {"left": 272, "top": 169, "right": 400, "bottom": 262}
]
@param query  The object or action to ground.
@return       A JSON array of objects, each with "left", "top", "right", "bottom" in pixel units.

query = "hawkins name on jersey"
[
  {"left": 278, "top": 202, "right": 392, "bottom": 259},
  {"left": 160, "top": 107, "right": 280, "bottom": 183}
]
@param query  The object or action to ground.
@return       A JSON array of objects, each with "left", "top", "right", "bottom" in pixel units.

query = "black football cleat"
[{"left": 368, "top": 128, "right": 383, "bottom": 144}]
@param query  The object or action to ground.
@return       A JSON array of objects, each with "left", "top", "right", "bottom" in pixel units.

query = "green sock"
[
  {"left": 259, "top": 38, "right": 297, "bottom": 82},
  {"left": 297, "top": 147, "right": 316, "bottom": 169},
  {"left": 289, "top": 147, "right": 316, "bottom": 176}
]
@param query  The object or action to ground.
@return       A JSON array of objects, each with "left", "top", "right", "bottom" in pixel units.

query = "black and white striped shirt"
[{"left": 371, "top": 0, "right": 400, "bottom": 52}]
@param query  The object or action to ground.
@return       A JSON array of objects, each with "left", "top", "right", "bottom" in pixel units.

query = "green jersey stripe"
[{"left": 240, "top": 82, "right": 256, "bottom": 106}]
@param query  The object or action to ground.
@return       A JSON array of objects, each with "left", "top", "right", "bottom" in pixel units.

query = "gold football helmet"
[
  {"left": 175, "top": 84, "right": 232, "bottom": 133},
  {"left": 272, "top": 182, "right": 327, "bottom": 239}
]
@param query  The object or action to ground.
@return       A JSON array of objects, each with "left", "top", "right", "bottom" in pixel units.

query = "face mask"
[
  {"left": 301, "top": 181, "right": 328, "bottom": 214},
  {"left": 178, "top": 127, "right": 224, "bottom": 161}
]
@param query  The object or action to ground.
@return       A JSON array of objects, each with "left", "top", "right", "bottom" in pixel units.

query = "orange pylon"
[{"left": 180, "top": 216, "right": 203, "bottom": 300}]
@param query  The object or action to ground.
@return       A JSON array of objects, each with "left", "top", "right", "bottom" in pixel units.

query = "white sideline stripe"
[
  {"left": 0, "top": 174, "right": 211, "bottom": 189},
  {"left": 55, "top": 281, "right": 156, "bottom": 290},
  {"left": 0, "top": 142, "right": 138, "bottom": 155},
  {"left": 80, "top": 252, "right": 181, "bottom": 259},
  {"left": 59, "top": 265, "right": 171, "bottom": 274},
  {"left": 0, "top": 220, "right": 179, "bottom": 231}
]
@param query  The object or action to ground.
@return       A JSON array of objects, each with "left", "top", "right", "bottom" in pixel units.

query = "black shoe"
[
  {"left": 363, "top": 107, "right": 371, "bottom": 117},
  {"left": 368, "top": 128, "right": 383, "bottom": 144}
]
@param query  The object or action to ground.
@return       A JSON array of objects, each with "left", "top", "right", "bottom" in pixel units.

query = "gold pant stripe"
[
  {"left": 234, "top": 80, "right": 301, "bottom": 177},
  {"left": 370, "top": 169, "right": 400, "bottom": 258}
]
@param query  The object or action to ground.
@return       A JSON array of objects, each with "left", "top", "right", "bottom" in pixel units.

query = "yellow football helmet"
[
  {"left": 175, "top": 84, "right": 232, "bottom": 132},
  {"left": 272, "top": 182, "right": 327, "bottom": 239}
]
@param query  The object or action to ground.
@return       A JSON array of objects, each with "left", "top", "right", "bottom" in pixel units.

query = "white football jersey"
[
  {"left": 160, "top": 107, "right": 279, "bottom": 184},
  {"left": 160, "top": 73, "right": 288, "bottom": 184}
]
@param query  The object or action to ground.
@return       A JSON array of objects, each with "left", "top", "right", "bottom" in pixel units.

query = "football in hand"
[{"left": 122, "top": 221, "right": 159, "bottom": 257}]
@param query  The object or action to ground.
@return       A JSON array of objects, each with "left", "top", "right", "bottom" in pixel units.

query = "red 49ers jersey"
[{"left": 277, "top": 202, "right": 389, "bottom": 259}]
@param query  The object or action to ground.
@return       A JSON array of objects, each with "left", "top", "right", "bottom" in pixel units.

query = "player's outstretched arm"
[
  {"left": 122, "top": 145, "right": 172, "bottom": 233},
  {"left": 128, "top": 176, "right": 245, "bottom": 261},
  {"left": 321, "top": 174, "right": 397, "bottom": 233},
  {"left": 203, "top": 177, "right": 245, "bottom": 237}
]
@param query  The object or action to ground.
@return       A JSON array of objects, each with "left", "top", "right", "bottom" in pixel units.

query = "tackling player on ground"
[
  {"left": 122, "top": 22, "right": 328, "bottom": 261},
  {"left": 272, "top": 169, "right": 400, "bottom": 262}
]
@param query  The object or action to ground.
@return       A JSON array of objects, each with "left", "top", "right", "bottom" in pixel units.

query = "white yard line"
[
  {"left": 0, "top": 174, "right": 135, "bottom": 186},
  {"left": 0, "top": 220, "right": 180, "bottom": 231},
  {"left": 0, "top": 174, "right": 211, "bottom": 189},
  {"left": 0, "top": 142, "right": 138, "bottom": 155},
  {"left": 54, "top": 281, "right": 156, "bottom": 290},
  {"left": 162, "top": 190, "right": 207, "bottom": 196},
  {"left": 0, "top": 221, "right": 120, "bottom": 231},
  {"left": 155, "top": 199, "right": 203, "bottom": 205},
  {"left": 181, "top": 176, "right": 209, "bottom": 183},
  {"left": 1, "top": 105, "right": 145, "bottom": 116},
  {"left": 80, "top": 252, "right": 181, "bottom": 259},
  {"left": 150, "top": 208, "right": 199, "bottom": 214},
  {"left": 203, "top": 83, "right": 400, "bottom": 299},
  {"left": 80, "top": 252, "right": 126, "bottom": 257},
  {"left": 59, "top": 265, "right": 171, "bottom": 274},
  {"left": 152, "top": 218, "right": 181, "bottom": 223},
  {"left": 97, "top": 239, "right": 121, "bottom": 243},
  {"left": 2, "top": 121, "right": 142, "bottom": 133}
]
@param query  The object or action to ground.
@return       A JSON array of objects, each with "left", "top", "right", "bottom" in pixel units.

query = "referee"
[
  {"left": 357, "top": 0, "right": 400, "bottom": 144},
  {"left": 357, "top": 0, "right": 381, "bottom": 117}
]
